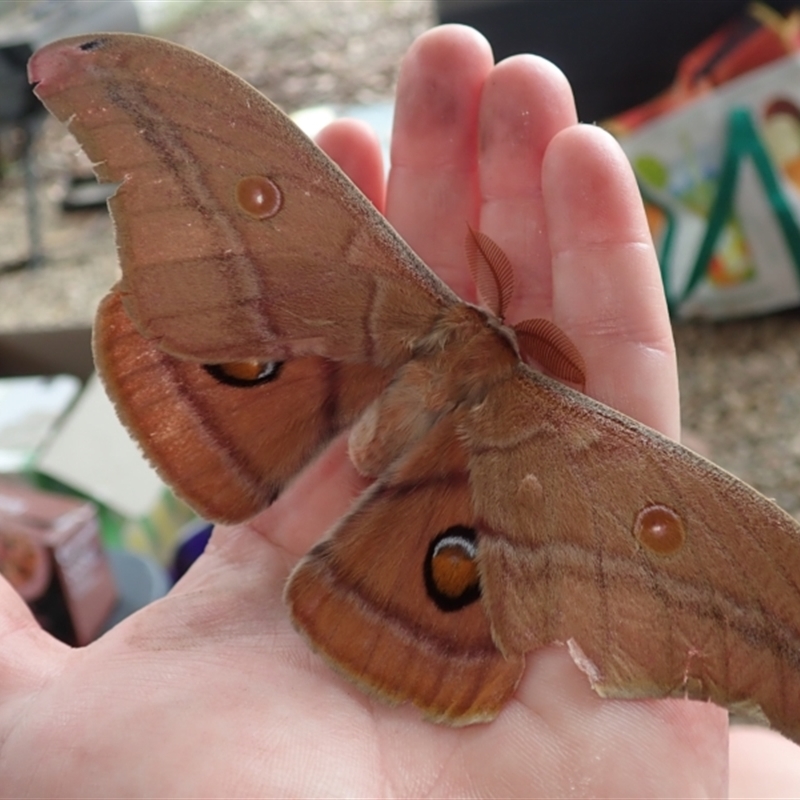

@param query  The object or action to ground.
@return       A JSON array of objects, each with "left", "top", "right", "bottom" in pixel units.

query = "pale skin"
[{"left": 2, "top": 24, "right": 799, "bottom": 797}]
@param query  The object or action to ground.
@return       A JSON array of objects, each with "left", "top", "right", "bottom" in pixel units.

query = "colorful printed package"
[{"left": 609, "top": 5, "right": 800, "bottom": 318}]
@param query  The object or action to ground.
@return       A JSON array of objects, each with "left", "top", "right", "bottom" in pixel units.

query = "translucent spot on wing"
[
  {"left": 634, "top": 504, "right": 686, "bottom": 556},
  {"left": 236, "top": 175, "right": 282, "bottom": 219}
]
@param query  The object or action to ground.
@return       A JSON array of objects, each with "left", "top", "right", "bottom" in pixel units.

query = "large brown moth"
[{"left": 29, "top": 33, "right": 800, "bottom": 741}]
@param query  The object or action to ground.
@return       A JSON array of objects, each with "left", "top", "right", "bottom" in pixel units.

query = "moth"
[{"left": 29, "top": 33, "right": 800, "bottom": 741}]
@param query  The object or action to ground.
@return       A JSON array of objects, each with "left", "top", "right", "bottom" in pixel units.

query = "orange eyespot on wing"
[
  {"left": 204, "top": 360, "right": 283, "bottom": 387},
  {"left": 424, "top": 527, "right": 481, "bottom": 611}
]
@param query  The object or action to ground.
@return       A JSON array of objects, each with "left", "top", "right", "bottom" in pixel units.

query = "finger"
[
  {"left": 729, "top": 725, "right": 800, "bottom": 797},
  {"left": 542, "top": 124, "right": 679, "bottom": 438},
  {"left": 248, "top": 435, "right": 369, "bottom": 558},
  {"left": 497, "top": 646, "right": 728, "bottom": 796},
  {"left": 315, "top": 118, "right": 386, "bottom": 212},
  {"left": 0, "top": 576, "right": 67, "bottom": 698},
  {"left": 477, "top": 54, "right": 578, "bottom": 321},
  {"left": 387, "top": 24, "right": 494, "bottom": 299}
]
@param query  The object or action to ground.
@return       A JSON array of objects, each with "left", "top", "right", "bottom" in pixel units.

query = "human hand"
[{"left": 2, "top": 24, "right": 798, "bottom": 797}]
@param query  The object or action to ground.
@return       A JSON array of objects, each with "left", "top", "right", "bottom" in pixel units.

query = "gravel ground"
[{"left": 2, "top": 0, "right": 800, "bottom": 518}]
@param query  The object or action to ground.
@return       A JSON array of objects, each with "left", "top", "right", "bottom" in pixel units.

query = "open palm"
[{"left": 2, "top": 25, "right": 797, "bottom": 798}]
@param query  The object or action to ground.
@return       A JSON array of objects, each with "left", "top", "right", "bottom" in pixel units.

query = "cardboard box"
[{"left": 0, "top": 476, "right": 116, "bottom": 644}]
